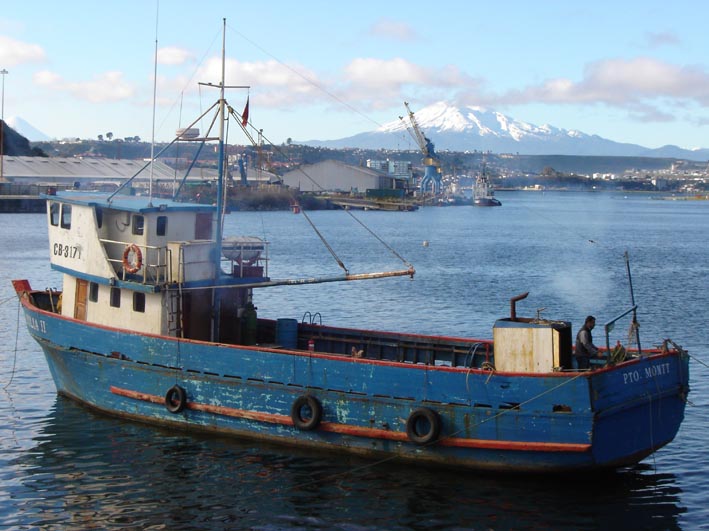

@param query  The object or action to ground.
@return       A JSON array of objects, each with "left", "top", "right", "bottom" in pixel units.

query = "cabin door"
[
  {"left": 74, "top": 279, "right": 88, "bottom": 321},
  {"left": 195, "top": 213, "right": 212, "bottom": 240}
]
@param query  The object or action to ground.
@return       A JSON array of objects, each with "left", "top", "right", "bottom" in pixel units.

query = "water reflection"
[
  {"left": 2, "top": 396, "right": 685, "bottom": 530},
  {"left": 1, "top": 200, "right": 704, "bottom": 530}
]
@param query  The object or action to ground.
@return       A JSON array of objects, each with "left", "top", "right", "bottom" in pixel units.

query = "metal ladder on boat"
[{"left": 167, "top": 290, "right": 182, "bottom": 337}]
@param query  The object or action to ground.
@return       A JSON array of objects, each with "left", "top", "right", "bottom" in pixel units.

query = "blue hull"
[{"left": 20, "top": 294, "right": 689, "bottom": 473}]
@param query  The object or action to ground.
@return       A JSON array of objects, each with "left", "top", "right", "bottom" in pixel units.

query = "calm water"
[{"left": 1, "top": 191, "right": 708, "bottom": 530}]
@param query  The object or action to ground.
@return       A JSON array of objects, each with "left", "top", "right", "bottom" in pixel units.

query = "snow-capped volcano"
[
  {"left": 380, "top": 101, "right": 586, "bottom": 142},
  {"left": 7, "top": 116, "right": 51, "bottom": 142},
  {"left": 349, "top": 101, "right": 601, "bottom": 153},
  {"left": 303, "top": 101, "right": 706, "bottom": 159}
]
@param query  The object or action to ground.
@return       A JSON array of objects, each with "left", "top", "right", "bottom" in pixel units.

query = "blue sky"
[{"left": 2, "top": 0, "right": 708, "bottom": 149}]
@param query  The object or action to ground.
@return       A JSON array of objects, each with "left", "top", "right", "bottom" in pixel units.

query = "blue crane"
[{"left": 400, "top": 102, "right": 442, "bottom": 194}]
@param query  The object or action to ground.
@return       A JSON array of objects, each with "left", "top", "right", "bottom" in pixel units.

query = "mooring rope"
[
  {"left": 687, "top": 352, "right": 709, "bottom": 370},
  {"left": 0, "top": 295, "right": 17, "bottom": 306},
  {"left": 3, "top": 299, "right": 21, "bottom": 390}
]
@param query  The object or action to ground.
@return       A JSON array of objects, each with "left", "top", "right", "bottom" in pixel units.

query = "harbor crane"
[{"left": 399, "top": 102, "right": 442, "bottom": 194}]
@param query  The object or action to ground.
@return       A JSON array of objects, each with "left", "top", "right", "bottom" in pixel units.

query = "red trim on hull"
[
  {"left": 439, "top": 437, "right": 590, "bottom": 452},
  {"left": 110, "top": 385, "right": 591, "bottom": 453},
  {"left": 110, "top": 385, "right": 293, "bottom": 425}
]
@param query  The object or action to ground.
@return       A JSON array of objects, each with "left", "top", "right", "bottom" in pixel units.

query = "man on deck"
[{"left": 575, "top": 315, "right": 599, "bottom": 370}]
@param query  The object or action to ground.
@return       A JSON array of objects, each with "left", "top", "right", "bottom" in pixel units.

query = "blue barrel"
[{"left": 276, "top": 318, "right": 298, "bottom": 349}]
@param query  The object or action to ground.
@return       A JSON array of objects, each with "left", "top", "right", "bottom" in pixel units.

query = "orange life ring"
[{"left": 122, "top": 243, "right": 143, "bottom": 273}]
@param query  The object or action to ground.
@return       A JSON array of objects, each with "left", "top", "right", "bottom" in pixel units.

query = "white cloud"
[
  {"left": 344, "top": 57, "right": 431, "bottom": 88},
  {"left": 182, "top": 55, "right": 484, "bottom": 115},
  {"left": 491, "top": 57, "right": 709, "bottom": 118},
  {"left": 337, "top": 58, "right": 480, "bottom": 109},
  {"left": 193, "top": 57, "right": 319, "bottom": 107},
  {"left": 157, "top": 46, "right": 194, "bottom": 66},
  {"left": 0, "top": 35, "right": 45, "bottom": 66},
  {"left": 33, "top": 70, "right": 61, "bottom": 86},
  {"left": 34, "top": 70, "right": 134, "bottom": 103}
]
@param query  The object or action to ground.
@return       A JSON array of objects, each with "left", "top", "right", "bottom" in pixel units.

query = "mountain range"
[{"left": 302, "top": 101, "right": 709, "bottom": 161}]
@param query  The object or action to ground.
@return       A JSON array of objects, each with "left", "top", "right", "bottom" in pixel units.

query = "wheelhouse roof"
[{"left": 42, "top": 190, "right": 216, "bottom": 214}]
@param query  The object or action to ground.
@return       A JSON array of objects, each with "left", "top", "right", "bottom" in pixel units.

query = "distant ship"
[{"left": 473, "top": 165, "right": 501, "bottom": 206}]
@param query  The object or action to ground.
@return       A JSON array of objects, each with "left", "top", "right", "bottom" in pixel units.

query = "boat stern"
[{"left": 589, "top": 350, "right": 689, "bottom": 467}]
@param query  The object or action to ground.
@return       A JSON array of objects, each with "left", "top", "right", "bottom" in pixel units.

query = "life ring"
[
  {"left": 165, "top": 385, "right": 187, "bottom": 414},
  {"left": 122, "top": 243, "right": 143, "bottom": 274},
  {"left": 406, "top": 407, "right": 441, "bottom": 445},
  {"left": 290, "top": 395, "right": 322, "bottom": 431}
]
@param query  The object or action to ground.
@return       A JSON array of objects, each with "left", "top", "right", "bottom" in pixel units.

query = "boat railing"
[
  {"left": 100, "top": 238, "right": 172, "bottom": 284},
  {"left": 293, "top": 321, "right": 493, "bottom": 368}
]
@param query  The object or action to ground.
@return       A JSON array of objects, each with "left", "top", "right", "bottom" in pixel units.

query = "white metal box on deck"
[
  {"left": 493, "top": 319, "right": 573, "bottom": 373},
  {"left": 168, "top": 240, "right": 216, "bottom": 282}
]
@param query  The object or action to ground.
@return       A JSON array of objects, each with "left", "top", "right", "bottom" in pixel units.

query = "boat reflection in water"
[{"left": 8, "top": 395, "right": 685, "bottom": 530}]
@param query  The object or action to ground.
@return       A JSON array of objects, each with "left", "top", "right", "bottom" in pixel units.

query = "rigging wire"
[
  {"left": 300, "top": 209, "right": 348, "bottom": 274},
  {"left": 223, "top": 22, "right": 415, "bottom": 149},
  {"left": 155, "top": 27, "right": 222, "bottom": 139},
  {"left": 225, "top": 24, "right": 382, "bottom": 132},
  {"left": 520, "top": 204, "right": 600, "bottom": 246},
  {"left": 226, "top": 104, "right": 414, "bottom": 272}
]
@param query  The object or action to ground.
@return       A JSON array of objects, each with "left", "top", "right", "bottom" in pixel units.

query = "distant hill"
[
  {"left": 301, "top": 101, "right": 709, "bottom": 162},
  {"left": 1, "top": 121, "right": 47, "bottom": 157}
]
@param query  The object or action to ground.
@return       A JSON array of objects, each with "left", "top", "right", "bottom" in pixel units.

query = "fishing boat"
[
  {"left": 473, "top": 165, "right": 501, "bottom": 207},
  {"left": 12, "top": 24, "right": 689, "bottom": 473}
]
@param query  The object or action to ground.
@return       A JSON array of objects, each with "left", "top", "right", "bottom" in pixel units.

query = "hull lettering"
[{"left": 622, "top": 362, "right": 672, "bottom": 384}]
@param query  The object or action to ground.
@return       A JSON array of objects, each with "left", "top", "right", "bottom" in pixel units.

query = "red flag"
[{"left": 241, "top": 97, "right": 249, "bottom": 127}]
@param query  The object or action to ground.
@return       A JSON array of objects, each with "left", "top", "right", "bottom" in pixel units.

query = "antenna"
[{"left": 148, "top": 0, "right": 160, "bottom": 205}]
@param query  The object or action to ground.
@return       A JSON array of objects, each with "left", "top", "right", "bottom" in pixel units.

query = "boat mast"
[
  {"left": 212, "top": 18, "right": 227, "bottom": 342},
  {"left": 215, "top": 18, "right": 227, "bottom": 264},
  {"left": 148, "top": 1, "right": 160, "bottom": 205},
  {"left": 624, "top": 251, "right": 642, "bottom": 356}
]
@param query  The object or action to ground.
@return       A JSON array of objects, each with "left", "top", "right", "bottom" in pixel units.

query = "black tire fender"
[
  {"left": 291, "top": 395, "right": 322, "bottom": 431},
  {"left": 165, "top": 385, "right": 187, "bottom": 414},
  {"left": 406, "top": 407, "right": 441, "bottom": 445}
]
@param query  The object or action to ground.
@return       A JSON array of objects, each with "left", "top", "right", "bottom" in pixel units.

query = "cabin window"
[
  {"left": 89, "top": 282, "right": 99, "bottom": 302},
  {"left": 60, "top": 205, "right": 72, "bottom": 229},
  {"left": 132, "top": 215, "right": 144, "bottom": 235},
  {"left": 133, "top": 292, "right": 145, "bottom": 313},
  {"left": 95, "top": 208, "right": 103, "bottom": 229},
  {"left": 50, "top": 203, "right": 60, "bottom": 226},
  {"left": 157, "top": 216, "right": 167, "bottom": 236},
  {"left": 110, "top": 287, "right": 121, "bottom": 308}
]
